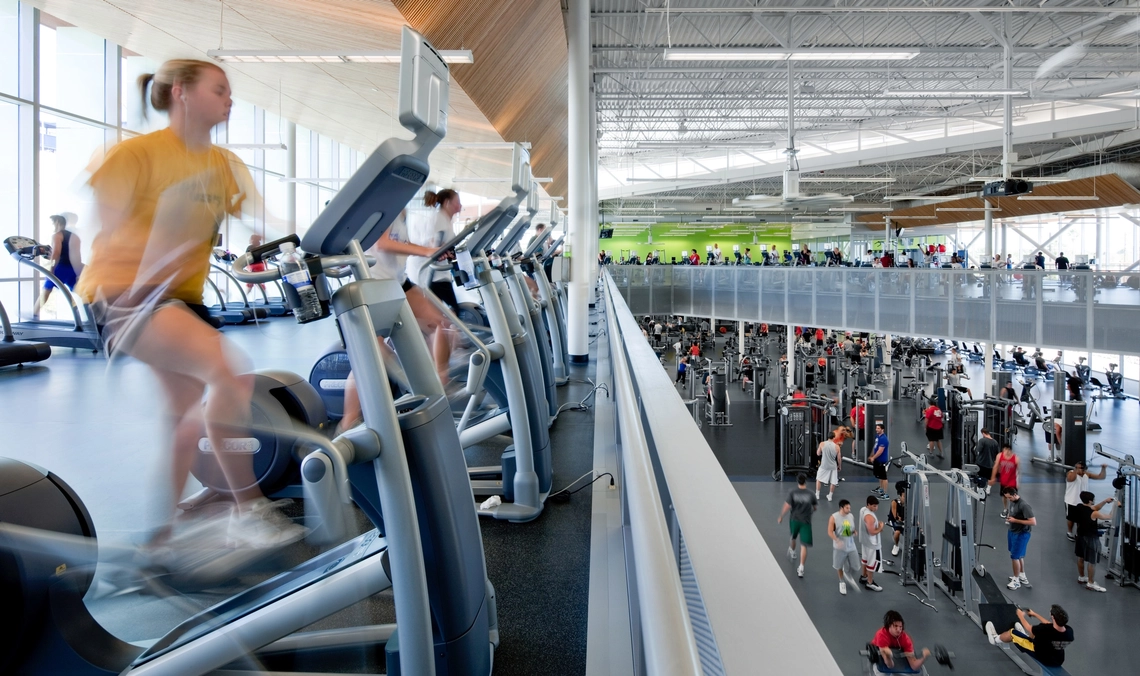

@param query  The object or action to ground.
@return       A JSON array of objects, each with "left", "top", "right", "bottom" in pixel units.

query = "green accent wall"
[{"left": 600, "top": 233, "right": 794, "bottom": 263}]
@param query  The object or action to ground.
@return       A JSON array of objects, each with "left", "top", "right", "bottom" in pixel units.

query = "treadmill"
[
  {"left": 3, "top": 236, "right": 102, "bottom": 351},
  {"left": 0, "top": 298, "right": 51, "bottom": 368}
]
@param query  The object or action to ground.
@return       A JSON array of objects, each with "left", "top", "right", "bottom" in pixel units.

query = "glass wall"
[{"left": 0, "top": 2, "right": 382, "bottom": 318}]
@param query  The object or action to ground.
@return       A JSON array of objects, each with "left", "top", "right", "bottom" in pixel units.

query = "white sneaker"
[
  {"left": 229, "top": 498, "right": 307, "bottom": 548},
  {"left": 1015, "top": 622, "right": 1026, "bottom": 635},
  {"left": 826, "top": 492, "right": 834, "bottom": 502},
  {"left": 1006, "top": 578, "right": 1021, "bottom": 590},
  {"left": 985, "top": 484, "right": 992, "bottom": 495},
  {"left": 797, "top": 564, "right": 804, "bottom": 578},
  {"left": 839, "top": 581, "right": 848, "bottom": 595},
  {"left": 1078, "top": 575, "right": 1088, "bottom": 584},
  {"left": 892, "top": 544, "right": 901, "bottom": 557},
  {"left": 1087, "top": 582, "right": 1107, "bottom": 592},
  {"left": 865, "top": 581, "right": 883, "bottom": 592},
  {"left": 985, "top": 621, "right": 999, "bottom": 646},
  {"left": 842, "top": 569, "right": 862, "bottom": 592},
  {"left": 1019, "top": 575, "right": 1031, "bottom": 588},
  {"left": 787, "top": 547, "right": 796, "bottom": 560},
  {"left": 815, "top": 491, "right": 820, "bottom": 500}
]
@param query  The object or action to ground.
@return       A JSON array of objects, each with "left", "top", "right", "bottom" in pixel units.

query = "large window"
[
  {"left": 121, "top": 53, "right": 166, "bottom": 133},
  {"left": 0, "top": 1, "right": 18, "bottom": 97},
  {"left": 0, "top": 100, "right": 19, "bottom": 315},
  {"left": 39, "top": 16, "right": 106, "bottom": 122}
]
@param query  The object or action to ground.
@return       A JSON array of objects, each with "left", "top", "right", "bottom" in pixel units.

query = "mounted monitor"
[{"left": 301, "top": 26, "right": 449, "bottom": 256}]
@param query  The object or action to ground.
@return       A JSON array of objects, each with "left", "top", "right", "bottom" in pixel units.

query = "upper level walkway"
[{"left": 608, "top": 264, "right": 1140, "bottom": 354}]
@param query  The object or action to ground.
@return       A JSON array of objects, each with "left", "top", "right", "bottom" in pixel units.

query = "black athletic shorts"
[
  {"left": 430, "top": 279, "right": 460, "bottom": 313},
  {"left": 873, "top": 461, "right": 888, "bottom": 480},
  {"left": 925, "top": 426, "right": 944, "bottom": 441},
  {"left": 1075, "top": 534, "right": 1100, "bottom": 564},
  {"left": 90, "top": 297, "right": 215, "bottom": 355},
  {"left": 402, "top": 278, "right": 415, "bottom": 293}
]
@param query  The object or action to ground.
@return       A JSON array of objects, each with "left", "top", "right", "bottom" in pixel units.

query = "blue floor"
[{"left": 0, "top": 315, "right": 596, "bottom": 674}]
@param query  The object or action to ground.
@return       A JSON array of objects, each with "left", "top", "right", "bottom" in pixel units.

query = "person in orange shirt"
[{"left": 77, "top": 59, "right": 302, "bottom": 549}]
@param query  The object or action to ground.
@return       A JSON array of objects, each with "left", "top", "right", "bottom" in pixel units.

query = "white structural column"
[
  {"left": 588, "top": 78, "right": 600, "bottom": 291},
  {"left": 285, "top": 120, "right": 297, "bottom": 235},
  {"left": 786, "top": 324, "right": 795, "bottom": 392},
  {"left": 982, "top": 341, "right": 994, "bottom": 399},
  {"left": 566, "top": 0, "right": 591, "bottom": 362}
]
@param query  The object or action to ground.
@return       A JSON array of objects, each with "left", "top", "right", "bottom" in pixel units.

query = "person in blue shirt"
[{"left": 870, "top": 423, "right": 890, "bottom": 499}]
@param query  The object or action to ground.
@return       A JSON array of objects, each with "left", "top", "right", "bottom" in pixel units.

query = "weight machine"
[
  {"left": 705, "top": 361, "right": 732, "bottom": 427},
  {"left": 946, "top": 391, "right": 980, "bottom": 470},
  {"left": 847, "top": 397, "right": 890, "bottom": 469},
  {"left": 896, "top": 444, "right": 1011, "bottom": 633},
  {"left": 1096, "top": 443, "right": 1140, "bottom": 590},
  {"left": 1032, "top": 400, "right": 1086, "bottom": 472},
  {"left": 773, "top": 395, "right": 834, "bottom": 480}
]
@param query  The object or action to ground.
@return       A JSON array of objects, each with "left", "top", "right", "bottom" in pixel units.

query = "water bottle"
[{"left": 279, "top": 242, "right": 323, "bottom": 323}]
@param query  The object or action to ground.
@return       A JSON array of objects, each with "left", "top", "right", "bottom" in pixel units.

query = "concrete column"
[
  {"left": 982, "top": 341, "right": 994, "bottom": 398},
  {"left": 984, "top": 200, "right": 994, "bottom": 261},
  {"left": 566, "top": 0, "right": 591, "bottom": 362},
  {"left": 285, "top": 120, "right": 297, "bottom": 236},
  {"left": 588, "top": 78, "right": 599, "bottom": 296},
  {"left": 1095, "top": 212, "right": 1103, "bottom": 269},
  {"left": 738, "top": 321, "right": 745, "bottom": 353},
  {"left": 786, "top": 324, "right": 795, "bottom": 391}
]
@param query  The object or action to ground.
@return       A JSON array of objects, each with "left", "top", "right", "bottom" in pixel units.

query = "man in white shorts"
[
  {"left": 816, "top": 427, "right": 847, "bottom": 502},
  {"left": 860, "top": 495, "right": 886, "bottom": 592},
  {"left": 829, "top": 499, "right": 862, "bottom": 595}
]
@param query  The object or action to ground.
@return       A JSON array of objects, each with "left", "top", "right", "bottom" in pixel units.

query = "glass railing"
[
  {"left": 608, "top": 265, "right": 1140, "bottom": 353},
  {"left": 598, "top": 270, "right": 842, "bottom": 675}
]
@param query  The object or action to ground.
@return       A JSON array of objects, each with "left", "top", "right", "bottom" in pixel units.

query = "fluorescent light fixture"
[
  {"left": 635, "top": 141, "right": 776, "bottom": 149},
  {"left": 937, "top": 207, "right": 1001, "bottom": 212},
  {"left": 881, "top": 89, "right": 1026, "bottom": 97},
  {"left": 970, "top": 176, "right": 1068, "bottom": 183},
  {"left": 208, "top": 49, "right": 474, "bottom": 64},
  {"left": 829, "top": 207, "right": 893, "bottom": 212},
  {"left": 883, "top": 195, "right": 959, "bottom": 201},
  {"left": 440, "top": 142, "right": 532, "bottom": 149},
  {"left": 217, "top": 143, "right": 287, "bottom": 150},
  {"left": 278, "top": 177, "right": 350, "bottom": 183},
  {"left": 880, "top": 215, "right": 939, "bottom": 220},
  {"left": 801, "top": 177, "right": 896, "bottom": 183},
  {"left": 663, "top": 48, "right": 919, "bottom": 62},
  {"left": 1017, "top": 195, "right": 1100, "bottom": 201},
  {"left": 452, "top": 177, "right": 553, "bottom": 183}
]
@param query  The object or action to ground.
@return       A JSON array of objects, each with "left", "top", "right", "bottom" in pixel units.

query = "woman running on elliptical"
[
  {"left": 407, "top": 189, "right": 462, "bottom": 313},
  {"left": 76, "top": 59, "right": 301, "bottom": 548}
]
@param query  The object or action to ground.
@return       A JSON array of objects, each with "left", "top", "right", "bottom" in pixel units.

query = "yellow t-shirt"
[{"left": 76, "top": 128, "right": 250, "bottom": 306}]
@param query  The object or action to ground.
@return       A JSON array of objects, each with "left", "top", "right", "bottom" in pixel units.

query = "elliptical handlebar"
[{"left": 230, "top": 234, "right": 374, "bottom": 284}]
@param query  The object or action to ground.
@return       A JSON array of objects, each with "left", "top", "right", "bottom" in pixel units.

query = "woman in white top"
[
  {"left": 339, "top": 210, "right": 455, "bottom": 431},
  {"left": 407, "top": 188, "right": 462, "bottom": 312}
]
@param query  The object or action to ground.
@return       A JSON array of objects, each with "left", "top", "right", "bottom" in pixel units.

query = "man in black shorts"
[
  {"left": 1072, "top": 490, "right": 1118, "bottom": 592},
  {"left": 987, "top": 604, "right": 1073, "bottom": 670},
  {"left": 975, "top": 428, "right": 999, "bottom": 496}
]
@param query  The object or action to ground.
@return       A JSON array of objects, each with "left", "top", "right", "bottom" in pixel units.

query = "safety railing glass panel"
[{"left": 606, "top": 266, "right": 1139, "bottom": 354}]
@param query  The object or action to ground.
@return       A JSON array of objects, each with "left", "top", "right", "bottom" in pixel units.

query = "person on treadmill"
[
  {"left": 76, "top": 59, "right": 303, "bottom": 549},
  {"left": 871, "top": 610, "right": 933, "bottom": 673},
  {"left": 986, "top": 605, "right": 1073, "bottom": 669},
  {"left": 32, "top": 213, "right": 84, "bottom": 319}
]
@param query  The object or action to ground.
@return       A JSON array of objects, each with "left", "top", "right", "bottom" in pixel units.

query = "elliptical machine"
[{"left": 0, "top": 27, "right": 494, "bottom": 676}]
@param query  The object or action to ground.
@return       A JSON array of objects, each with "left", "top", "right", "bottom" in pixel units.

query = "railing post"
[{"left": 909, "top": 271, "right": 917, "bottom": 335}]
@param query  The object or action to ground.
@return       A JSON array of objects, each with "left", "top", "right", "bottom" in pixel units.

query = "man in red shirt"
[
  {"left": 689, "top": 343, "right": 701, "bottom": 359},
  {"left": 850, "top": 403, "right": 865, "bottom": 456},
  {"left": 871, "top": 610, "right": 932, "bottom": 673},
  {"left": 814, "top": 327, "right": 825, "bottom": 347},
  {"left": 990, "top": 444, "right": 1020, "bottom": 518},
  {"left": 791, "top": 387, "right": 808, "bottom": 406},
  {"left": 923, "top": 398, "right": 944, "bottom": 459}
]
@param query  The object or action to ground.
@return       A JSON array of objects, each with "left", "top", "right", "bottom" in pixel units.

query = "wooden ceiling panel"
[
  {"left": 857, "top": 175, "right": 1140, "bottom": 229},
  {"left": 391, "top": 0, "right": 569, "bottom": 198}
]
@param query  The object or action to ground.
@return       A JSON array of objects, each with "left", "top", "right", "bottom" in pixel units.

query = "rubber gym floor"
[
  {"left": 681, "top": 334, "right": 1138, "bottom": 675},
  {"left": 0, "top": 314, "right": 598, "bottom": 675}
]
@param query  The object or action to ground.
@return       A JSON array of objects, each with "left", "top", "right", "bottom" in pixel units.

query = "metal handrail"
[
  {"left": 602, "top": 277, "right": 702, "bottom": 676},
  {"left": 602, "top": 270, "right": 842, "bottom": 675}
]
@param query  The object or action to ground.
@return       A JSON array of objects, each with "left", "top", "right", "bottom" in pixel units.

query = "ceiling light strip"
[{"left": 208, "top": 49, "right": 474, "bottom": 64}]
